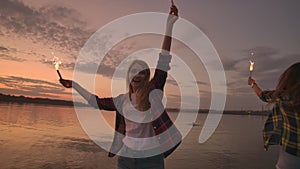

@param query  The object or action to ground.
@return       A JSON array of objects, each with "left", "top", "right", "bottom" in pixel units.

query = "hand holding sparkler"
[
  {"left": 248, "top": 76, "right": 262, "bottom": 96},
  {"left": 248, "top": 76, "right": 256, "bottom": 87},
  {"left": 167, "top": 0, "right": 178, "bottom": 25},
  {"left": 162, "top": 0, "right": 179, "bottom": 54},
  {"left": 247, "top": 52, "right": 261, "bottom": 94},
  {"left": 59, "top": 79, "right": 72, "bottom": 88}
]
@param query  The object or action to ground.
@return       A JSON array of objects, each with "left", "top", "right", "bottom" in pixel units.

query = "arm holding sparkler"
[
  {"left": 59, "top": 79, "right": 116, "bottom": 110},
  {"left": 247, "top": 55, "right": 262, "bottom": 96},
  {"left": 60, "top": 79, "right": 93, "bottom": 102},
  {"left": 248, "top": 77, "right": 262, "bottom": 97},
  {"left": 152, "top": 4, "right": 179, "bottom": 88},
  {"left": 161, "top": 4, "right": 178, "bottom": 54}
]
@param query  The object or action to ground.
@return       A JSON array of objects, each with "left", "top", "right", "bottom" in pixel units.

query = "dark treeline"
[
  {"left": 0, "top": 93, "right": 87, "bottom": 107},
  {"left": 166, "top": 108, "right": 271, "bottom": 116},
  {"left": 0, "top": 93, "right": 271, "bottom": 115}
]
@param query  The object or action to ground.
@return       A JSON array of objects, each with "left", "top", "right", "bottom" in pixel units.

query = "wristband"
[{"left": 251, "top": 82, "right": 256, "bottom": 88}]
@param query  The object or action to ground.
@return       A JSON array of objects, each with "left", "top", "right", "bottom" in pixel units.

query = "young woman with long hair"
[
  {"left": 248, "top": 62, "right": 300, "bottom": 169},
  {"left": 60, "top": 5, "right": 181, "bottom": 169}
]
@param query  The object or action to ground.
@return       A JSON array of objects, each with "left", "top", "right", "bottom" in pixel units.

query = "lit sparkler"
[
  {"left": 53, "top": 55, "right": 63, "bottom": 79},
  {"left": 249, "top": 52, "right": 254, "bottom": 77}
]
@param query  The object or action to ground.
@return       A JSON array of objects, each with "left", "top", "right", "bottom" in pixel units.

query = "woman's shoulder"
[
  {"left": 115, "top": 93, "right": 133, "bottom": 103},
  {"left": 261, "top": 90, "right": 292, "bottom": 101},
  {"left": 277, "top": 91, "right": 293, "bottom": 102}
]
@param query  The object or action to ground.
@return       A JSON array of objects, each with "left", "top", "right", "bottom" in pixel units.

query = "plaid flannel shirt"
[
  {"left": 88, "top": 53, "right": 182, "bottom": 158},
  {"left": 260, "top": 90, "right": 300, "bottom": 156}
]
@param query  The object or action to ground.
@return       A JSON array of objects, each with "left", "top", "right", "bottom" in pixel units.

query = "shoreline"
[
  {"left": 0, "top": 93, "right": 87, "bottom": 107},
  {"left": 0, "top": 93, "right": 271, "bottom": 116}
]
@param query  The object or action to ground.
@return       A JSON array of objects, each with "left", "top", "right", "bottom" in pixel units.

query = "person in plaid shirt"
[
  {"left": 248, "top": 62, "right": 300, "bottom": 169},
  {"left": 60, "top": 5, "right": 181, "bottom": 169}
]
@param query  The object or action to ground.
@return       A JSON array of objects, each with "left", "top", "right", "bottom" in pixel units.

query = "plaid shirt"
[
  {"left": 260, "top": 90, "right": 300, "bottom": 156},
  {"left": 88, "top": 53, "right": 182, "bottom": 158}
]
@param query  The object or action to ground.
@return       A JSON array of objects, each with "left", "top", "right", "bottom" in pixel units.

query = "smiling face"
[{"left": 127, "top": 60, "right": 150, "bottom": 93}]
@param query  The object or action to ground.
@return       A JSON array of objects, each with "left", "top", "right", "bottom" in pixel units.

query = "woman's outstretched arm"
[
  {"left": 59, "top": 79, "right": 117, "bottom": 110},
  {"left": 60, "top": 79, "right": 93, "bottom": 102}
]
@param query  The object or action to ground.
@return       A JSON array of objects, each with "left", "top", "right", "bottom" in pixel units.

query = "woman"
[
  {"left": 248, "top": 62, "right": 300, "bottom": 169},
  {"left": 60, "top": 5, "right": 181, "bottom": 169}
]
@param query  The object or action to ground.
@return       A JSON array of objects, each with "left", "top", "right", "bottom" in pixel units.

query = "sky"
[{"left": 0, "top": 0, "right": 299, "bottom": 110}]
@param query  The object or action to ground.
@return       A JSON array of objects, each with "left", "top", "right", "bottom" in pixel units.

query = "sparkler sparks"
[
  {"left": 249, "top": 60, "right": 254, "bottom": 72},
  {"left": 249, "top": 52, "right": 254, "bottom": 77},
  {"left": 52, "top": 55, "right": 63, "bottom": 79}
]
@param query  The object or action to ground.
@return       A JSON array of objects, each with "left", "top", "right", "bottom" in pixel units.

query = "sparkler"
[
  {"left": 249, "top": 52, "right": 254, "bottom": 77},
  {"left": 249, "top": 60, "right": 254, "bottom": 77},
  {"left": 170, "top": 0, "right": 174, "bottom": 6},
  {"left": 53, "top": 55, "right": 63, "bottom": 79},
  {"left": 55, "top": 61, "right": 63, "bottom": 79}
]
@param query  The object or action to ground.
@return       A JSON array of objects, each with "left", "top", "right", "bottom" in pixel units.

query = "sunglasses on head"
[{"left": 130, "top": 68, "right": 147, "bottom": 75}]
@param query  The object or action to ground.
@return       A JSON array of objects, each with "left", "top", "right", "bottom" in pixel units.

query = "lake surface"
[{"left": 0, "top": 103, "right": 278, "bottom": 169}]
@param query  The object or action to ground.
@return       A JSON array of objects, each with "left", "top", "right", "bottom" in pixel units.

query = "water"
[{"left": 0, "top": 103, "right": 278, "bottom": 169}]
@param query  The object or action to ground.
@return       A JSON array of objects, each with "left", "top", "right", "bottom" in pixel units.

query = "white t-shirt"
[{"left": 122, "top": 94, "right": 160, "bottom": 151}]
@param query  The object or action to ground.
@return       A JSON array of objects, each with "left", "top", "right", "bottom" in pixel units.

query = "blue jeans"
[
  {"left": 118, "top": 154, "right": 164, "bottom": 169},
  {"left": 276, "top": 147, "right": 300, "bottom": 169}
]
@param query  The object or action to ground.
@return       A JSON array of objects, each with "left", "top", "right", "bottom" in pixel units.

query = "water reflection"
[
  {"left": 0, "top": 103, "right": 278, "bottom": 169},
  {"left": 0, "top": 103, "right": 115, "bottom": 169}
]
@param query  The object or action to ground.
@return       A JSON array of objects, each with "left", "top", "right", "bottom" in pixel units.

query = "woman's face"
[{"left": 128, "top": 63, "right": 148, "bottom": 91}]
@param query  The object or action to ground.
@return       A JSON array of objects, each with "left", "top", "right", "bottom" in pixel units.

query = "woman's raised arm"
[{"left": 161, "top": 5, "right": 178, "bottom": 54}]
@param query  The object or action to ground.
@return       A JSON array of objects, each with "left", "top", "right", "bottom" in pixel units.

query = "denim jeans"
[
  {"left": 118, "top": 154, "right": 164, "bottom": 169},
  {"left": 276, "top": 147, "right": 300, "bottom": 169}
]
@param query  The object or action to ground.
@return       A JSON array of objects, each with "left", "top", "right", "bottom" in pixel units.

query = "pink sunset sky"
[{"left": 0, "top": 0, "right": 299, "bottom": 110}]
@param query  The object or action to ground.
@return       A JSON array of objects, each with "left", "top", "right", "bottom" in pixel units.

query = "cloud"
[
  {"left": 166, "top": 79, "right": 209, "bottom": 88},
  {"left": 41, "top": 58, "right": 75, "bottom": 70},
  {"left": 196, "top": 80, "right": 208, "bottom": 86},
  {"left": 225, "top": 46, "right": 300, "bottom": 97},
  {"left": 221, "top": 46, "right": 280, "bottom": 73},
  {"left": 0, "top": 0, "right": 92, "bottom": 55},
  {"left": 0, "top": 2, "right": 169, "bottom": 79},
  {"left": 235, "top": 46, "right": 299, "bottom": 77},
  {"left": 0, "top": 46, "right": 8, "bottom": 51},
  {"left": 0, "top": 0, "right": 125, "bottom": 76},
  {"left": 2, "top": 75, "right": 60, "bottom": 85},
  {"left": 244, "top": 46, "right": 279, "bottom": 57},
  {"left": 0, "top": 53, "right": 27, "bottom": 62},
  {"left": 166, "top": 79, "right": 179, "bottom": 86},
  {"left": 38, "top": 5, "right": 87, "bottom": 28},
  {"left": 0, "top": 45, "right": 27, "bottom": 62},
  {"left": 74, "top": 36, "right": 145, "bottom": 77},
  {"left": 0, "top": 75, "right": 70, "bottom": 98}
]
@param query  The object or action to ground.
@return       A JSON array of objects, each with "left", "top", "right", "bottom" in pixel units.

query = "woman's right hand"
[
  {"left": 248, "top": 76, "right": 255, "bottom": 86},
  {"left": 59, "top": 79, "right": 73, "bottom": 88}
]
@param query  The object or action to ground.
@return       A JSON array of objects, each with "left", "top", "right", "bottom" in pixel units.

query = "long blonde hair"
[
  {"left": 273, "top": 62, "right": 300, "bottom": 109},
  {"left": 127, "top": 60, "right": 151, "bottom": 111}
]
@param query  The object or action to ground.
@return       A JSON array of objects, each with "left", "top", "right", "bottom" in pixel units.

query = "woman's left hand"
[{"left": 167, "top": 5, "right": 179, "bottom": 25}]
